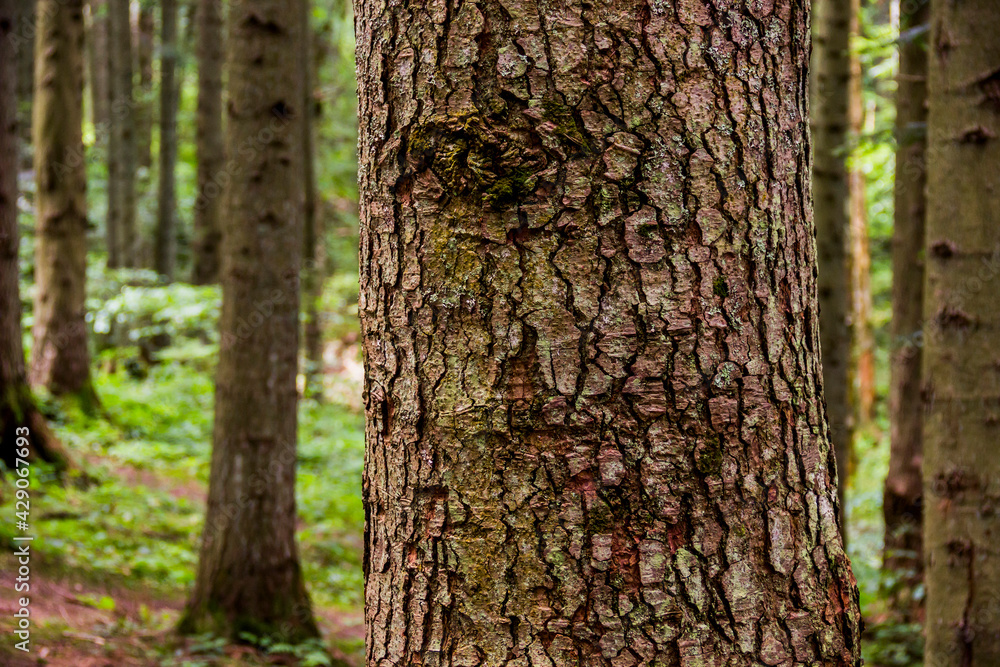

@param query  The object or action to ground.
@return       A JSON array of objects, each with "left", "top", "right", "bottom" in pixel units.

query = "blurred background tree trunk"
[
  {"left": 849, "top": 0, "right": 875, "bottom": 430},
  {"left": 300, "top": 0, "right": 323, "bottom": 400},
  {"left": 106, "top": 0, "right": 136, "bottom": 268},
  {"left": 86, "top": 0, "right": 110, "bottom": 134},
  {"left": 884, "top": 0, "right": 928, "bottom": 625},
  {"left": 155, "top": 0, "right": 179, "bottom": 281},
  {"left": 191, "top": 0, "right": 223, "bottom": 284},
  {"left": 135, "top": 1, "right": 155, "bottom": 172},
  {"left": 812, "top": 0, "right": 854, "bottom": 534},
  {"left": 180, "top": 0, "right": 318, "bottom": 642},
  {"left": 29, "top": 0, "right": 98, "bottom": 411},
  {"left": 0, "top": 0, "right": 70, "bottom": 469}
]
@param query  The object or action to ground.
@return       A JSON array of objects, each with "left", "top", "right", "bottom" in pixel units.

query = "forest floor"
[{"left": 0, "top": 546, "right": 364, "bottom": 667}]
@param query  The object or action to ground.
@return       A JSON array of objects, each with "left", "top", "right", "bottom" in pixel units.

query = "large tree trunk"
[
  {"left": 883, "top": 0, "right": 927, "bottom": 624},
  {"left": 106, "top": 0, "right": 136, "bottom": 268},
  {"left": 357, "top": 0, "right": 862, "bottom": 664},
  {"left": 135, "top": 1, "right": 155, "bottom": 172},
  {"left": 848, "top": 0, "right": 874, "bottom": 430},
  {"left": 812, "top": 0, "right": 854, "bottom": 529},
  {"left": 191, "top": 0, "right": 224, "bottom": 284},
  {"left": 85, "top": 0, "right": 110, "bottom": 133},
  {"left": 29, "top": 0, "right": 97, "bottom": 410},
  {"left": 180, "top": 0, "right": 318, "bottom": 642},
  {"left": 0, "top": 0, "right": 69, "bottom": 469},
  {"left": 155, "top": 0, "right": 178, "bottom": 281},
  {"left": 923, "top": 0, "right": 1000, "bottom": 664},
  {"left": 300, "top": 0, "right": 323, "bottom": 400}
]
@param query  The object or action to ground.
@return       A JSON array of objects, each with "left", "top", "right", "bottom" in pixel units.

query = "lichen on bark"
[{"left": 357, "top": 0, "right": 863, "bottom": 664}]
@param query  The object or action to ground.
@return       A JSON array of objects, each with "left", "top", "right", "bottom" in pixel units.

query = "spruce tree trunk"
[
  {"left": 848, "top": 0, "right": 874, "bottom": 429},
  {"left": 923, "top": 0, "right": 1000, "bottom": 663},
  {"left": 191, "top": 0, "right": 223, "bottom": 284},
  {"left": 884, "top": 0, "right": 927, "bottom": 623},
  {"left": 155, "top": 0, "right": 178, "bottom": 281},
  {"left": 106, "top": 0, "right": 136, "bottom": 268},
  {"left": 180, "top": 0, "right": 318, "bottom": 642},
  {"left": 29, "top": 0, "right": 97, "bottom": 409},
  {"left": 357, "top": 0, "right": 862, "bottom": 664},
  {"left": 812, "top": 0, "right": 853, "bottom": 527},
  {"left": 86, "top": 0, "right": 110, "bottom": 133},
  {"left": 300, "top": 0, "right": 323, "bottom": 400},
  {"left": 0, "top": 0, "right": 69, "bottom": 469},
  {"left": 135, "top": 1, "right": 154, "bottom": 172}
]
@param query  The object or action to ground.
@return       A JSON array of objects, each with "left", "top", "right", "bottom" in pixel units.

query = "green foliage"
[{"left": 89, "top": 276, "right": 221, "bottom": 349}]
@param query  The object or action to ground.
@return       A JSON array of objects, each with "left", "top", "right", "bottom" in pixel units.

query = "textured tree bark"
[
  {"left": 29, "top": 0, "right": 97, "bottom": 410},
  {"left": 180, "top": 0, "right": 318, "bottom": 642},
  {"left": 191, "top": 0, "right": 224, "bottom": 284},
  {"left": 135, "top": 1, "right": 155, "bottom": 172},
  {"left": 357, "top": 0, "right": 862, "bottom": 664},
  {"left": 0, "top": 0, "right": 69, "bottom": 469},
  {"left": 923, "top": 0, "right": 1000, "bottom": 664},
  {"left": 883, "top": 0, "right": 927, "bottom": 624},
  {"left": 811, "top": 0, "right": 853, "bottom": 529},
  {"left": 848, "top": 0, "right": 874, "bottom": 430},
  {"left": 155, "top": 0, "right": 179, "bottom": 281},
  {"left": 86, "top": 0, "right": 110, "bottom": 133},
  {"left": 300, "top": 0, "right": 324, "bottom": 401},
  {"left": 106, "top": 0, "right": 136, "bottom": 268}
]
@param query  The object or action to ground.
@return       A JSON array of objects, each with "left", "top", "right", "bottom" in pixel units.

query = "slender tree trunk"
[
  {"left": 191, "top": 0, "right": 223, "bottom": 284},
  {"left": 0, "top": 0, "right": 69, "bottom": 469},
  {"left": 86, "top": 0, "right": 110, "bottom": 133},
  {"left": 883, "top": 0, "right": 927, "bottom": 624},
  {"left": 155, "top": 0, "right": 178, "bottom": 281},
  {"left": 923, "top": 0, "right": 1000, "bottom": 664},
  {"left": 135, "top": 1, "right": 154, "bottom": 171},
  {"left": 15, "top": 0, "right": 36, "bottom": 158},
  {"left": 29, "top": 0, "right": 97, "bottom": 410},
  {"left": 357, "top": 1, "right": 862, "bottom": 664},
  {"left": 106, "top": 0, "right": 136, "bottom": 268},
  {"left": 180, "top": 0, "right": 318, "bottom": 642},
  {"left": 848, "top": 0, "right": 874, "bottom": 429},
  {"left": 812, "top": 0, "right": 854, "bottom": 529},
  {"left": 300, "top": 0, "right": 323, "bottom": 400}
]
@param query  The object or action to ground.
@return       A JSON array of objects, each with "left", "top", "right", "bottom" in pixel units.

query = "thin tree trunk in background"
[
  {"left": 923, "top": 0, "right": 1000, "bottom": 664},
  {"left": 106, "top": 0, "right": 136, "bottom": 268},
  {"left": 191, "top": 0, "right": 223, "bottom": 284},
  {"left": 812, "top": 0, "right": 853, "bottom": 531},
  {"left": 29, "top": 0, "right": 97, "bottom": 409},
  {"left": 86, "top": 0, "right": 110, "bottom": 133},
  {"left": 884, "top": 0, "right": 927, "bottom": 624},
  {"left": 300, "top": 0, "right": 323, "bottom": 400},
  {"left": 135, "top": 1, "right": 154, "bottom": 171},
  {"left": 15, "top": 0, "right": 36, "bottom": 159},
  {"left": 155, "top": 0, "right": 178, "bottom": 281},
  {"left": 849, "top": 0, "right": 874, "bottom": 429},
  {"left": 358, "top": 0, "right": 862, "bottom": 663},
  {"left": 180, "top": 0, "right": 318, "bottom": 642},
  {"left": 0, "top": 0, "right": 70, "bottom": 470}
]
